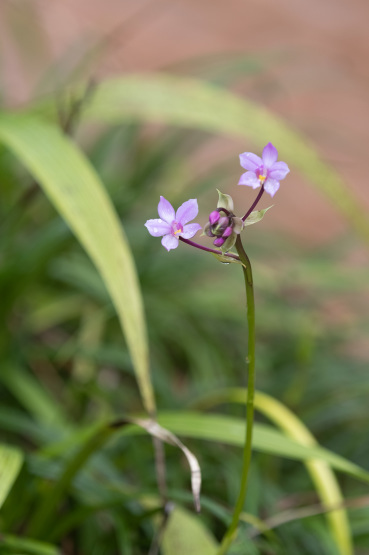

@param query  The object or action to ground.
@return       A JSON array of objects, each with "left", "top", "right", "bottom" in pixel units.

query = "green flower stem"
[{"left": 218, "top": 235, "right": 256, "bottom": 554}]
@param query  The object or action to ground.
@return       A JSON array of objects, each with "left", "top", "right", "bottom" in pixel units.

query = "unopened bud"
[
  {"left": 218, "top": 216, "right": 229, "bottom": 228},
  {"left": 212, "top": 215, "right": 230, "bottom": 236},
  {"left": 209, "top": 211, "right": 220, "bottom": 225},
  {"left": 213, "top": 237, "right": 225, "bottom": 247},
  {"left": 222, "top": 226, "right": 233, "bottom": 238}
]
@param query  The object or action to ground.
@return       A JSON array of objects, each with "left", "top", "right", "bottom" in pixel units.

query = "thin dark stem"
[
  {"left": 58, "top": 79, "right": 96, "bottom": 136},
  {"left": 148, "top": 502, "right": 174, "bottom": 555},
  {"left": 217, "top": 235, "right": 256, "bottom": 554},
  {"left": 152, "top": 435, "right": 168, "bottom": 505},
  {"left": 179, "top": 237, "right": 240, "bottom": 260},
  {"left": 242, "top": 186, "right": 265, "bottom": 222}
]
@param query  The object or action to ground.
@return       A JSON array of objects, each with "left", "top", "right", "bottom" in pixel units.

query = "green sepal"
[
  {"left": 221, "top": 231, "right": 237, "bottom": 253},
  {"left": 212, "top": 252, "right": 245, "bottom": 267},
  {"left": 201, "top": 222, "right": 210, "bottom": 237},
  {"left": 216, "top": 189, "right": 234, "bottom": 212},
  {"left": 244, "top": 206, "right": 273, "bottom": 227},
  {"left": 232, "top": 217, "right": 244, "bottom": 234}
]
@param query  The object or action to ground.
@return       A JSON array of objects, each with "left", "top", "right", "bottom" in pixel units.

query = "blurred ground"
[{"left": 1, "top": 0, "right": 369, "bottom": 246}]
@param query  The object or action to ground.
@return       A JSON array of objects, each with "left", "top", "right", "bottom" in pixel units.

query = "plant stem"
[
  {"left": 217, "top": 235, "right": 256, "bottom": 554},
  {"left": 179, "top": 237, "right": 240, "bottom": 260},
  {"left": 242, "top": 186, "right": 265, "bottom": 221}
]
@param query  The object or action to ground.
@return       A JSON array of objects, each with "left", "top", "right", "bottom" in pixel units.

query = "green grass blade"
[
  {"left": 192, "top": 388, "right": 353, "bottom": 555},
  {"left": 155, "top": 412, "right": 369, "bottom": 485},
  {"left": 28, "top": 417, "right": 201, "bottom": 539},
  {"left": 0, "top": 444, "right": 23, "bottom": 509},
  {"left": 0, "top": 365, "right": 66, "bottom": 428},
  {"left": 27, "top": 424, "right": 112, "bottom": 538},
  {"left": 81, "top": 74, "right": 369, "bottom": 245},
  {"left": 0, "top": 113, "right": 155, "bottom": 415},
  {"left": 0, "top": 534, "right": 59, "bottom": 555}
]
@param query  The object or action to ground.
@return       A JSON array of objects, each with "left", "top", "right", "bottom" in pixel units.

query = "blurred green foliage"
[{"left": 0, "top": 39, "right": 369, "bottom": 555}]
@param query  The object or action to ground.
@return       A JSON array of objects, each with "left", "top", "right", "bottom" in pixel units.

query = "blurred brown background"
[{"left": 1, "top": 0, "right": 368, "bottom": 245}]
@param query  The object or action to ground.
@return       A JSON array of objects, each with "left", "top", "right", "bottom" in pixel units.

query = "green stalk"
[{"left": 217, "top": 235, "right": 256, "bottom": 554}]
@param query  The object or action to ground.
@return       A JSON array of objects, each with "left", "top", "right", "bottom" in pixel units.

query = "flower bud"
[
  {"left": 212, "top": 215, "right": 231, "bottom": 237},
  {"left": 213, "top": 237, "right": 225, "bottom": 247},
  {"left": 218, "top": 216, "right": 229, "bottom": 229},
  {"left": 205, "top": 191, "right": 245, "bottom": 253},
  {"left": 209, "top": 211, "right": 220, "bottom": 225},
  {"left": 222, "top": 226, "right": 233, "bottom": 238}
]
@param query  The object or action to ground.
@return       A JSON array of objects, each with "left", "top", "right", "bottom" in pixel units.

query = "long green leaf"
[
  {"left": 0, "top": 444, "right": 23, "bottom": 509},
  {"left": 155, "top": 412, "right": 369, "bottom": 485},
  {"left": 80, "top": 74, "right": 369, "bottom": 244},
  {"left": 192, "top": 389, "right": 353, "bottom": 555},
  {"left": 0, "top": 113, "right": 155, "bottom": 415}
]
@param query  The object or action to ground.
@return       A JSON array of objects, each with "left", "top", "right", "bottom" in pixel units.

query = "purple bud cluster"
[{"left": 204, "top": 209, "right": 234, "bottom": 247}]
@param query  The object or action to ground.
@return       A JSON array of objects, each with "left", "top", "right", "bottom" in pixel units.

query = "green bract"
[{"left": 216, "top": 189, "right": 234, "bottom": 212}]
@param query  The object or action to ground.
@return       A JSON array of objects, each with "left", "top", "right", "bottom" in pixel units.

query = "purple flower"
[
  {"left": 238, "top": 142, "right": 290, "bottom": 197},
  {"left": 145, "top": 196, "right": 202, "bottom": 251}
]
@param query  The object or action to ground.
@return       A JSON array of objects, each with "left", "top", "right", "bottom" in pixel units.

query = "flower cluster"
[
  {"left": 145, "top": 143, "right": 289, "bottom": 251},
  {"left": 203, "top": 191, "right": 243, "bottom": 252}
]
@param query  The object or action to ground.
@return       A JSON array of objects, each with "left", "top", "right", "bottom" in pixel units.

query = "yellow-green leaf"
[
  {"left": 0, "top": 113, "right": 155, "bottom": 414},
  {"left": 0, "top": 443, "right": 23, "bottom": 509}
]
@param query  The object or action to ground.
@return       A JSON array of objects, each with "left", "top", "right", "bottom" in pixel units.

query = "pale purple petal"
[
  {"left": 145, "top": 219, "right": 171, "bottom": 237},
  {"left": 269, "top": 161, "right": 290, "bottom": 181},
  {"left": 161, "top": 233, "right": 179, "bottom": 251},
  {"left": 239, "top": 152, "right": 262, "bottom": 171},
  {"left": 176, "top": 198, "right": 199, "bottom": 226},
  {"left": 158, "top": 196, "right": 175, "bottom": 224},
  {"left": 264, "top": 177, "right": 280, "bottom": 197},
  {"left": 238, "top": 171, "right": 260, "bottom": 189},
  {"left": 262, "top": 143, "right": 278, "bottom": 168},
  {"left": 181, "top": 223, "right": 202, "bottom": 239}
]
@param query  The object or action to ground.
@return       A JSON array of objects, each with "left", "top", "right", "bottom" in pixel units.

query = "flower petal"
[
  {"left": 238, "top": 171, "right": 260, "bottom": 189},
  {"left": 269, "top": 161, "right": 290, "bottom": 181},
  {"left": 264, "top": 178, "right": 280, "bottom": 197},
  {"left": 161, "top": 233, "right": 179, "bottom": 251},
  {"left": 158, "top": 196, "right": 175, "bottom": 224},
  {"left": 239, "top": 152, "right": 262, "bottom": 171},
  {"left": 262, "top": 143, "right": 278, "bottom": 168},
  {"left": 181, "top": 223, "right": 202, "bottom": 239},
  {"left": 176, "top": 198, "right": 199, "bottom": 226},
  {"left": 145, "top": 219, "right": 171, "bottom": 237}
]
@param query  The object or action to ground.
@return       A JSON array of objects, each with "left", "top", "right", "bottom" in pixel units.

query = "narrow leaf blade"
[
  {"left": 0, "top": 114, "right": 155, "bottom": 415},
  {"left": 0, "top": 444, "right": 23, "bottom": 509}
]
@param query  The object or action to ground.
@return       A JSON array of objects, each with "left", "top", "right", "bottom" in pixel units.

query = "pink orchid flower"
[
  {"left": 238, "top": 142, "right": 290, "bottom": 197},
  {"left": 145, "top": 196, "right": 202, "bottom": 251}
]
